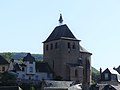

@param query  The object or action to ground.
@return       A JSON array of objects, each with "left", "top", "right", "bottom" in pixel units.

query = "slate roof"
[
  {"left": 0, "top": 55, "right": 9, "bottom": 65},
  {"left": 90, "top": 84, "right": 120, "bottom": 90},
  {"left": 101, "top": 68, "right": 120, "bottom": 82},
  {"left": 44, "top": 80, "right": 73, "bottom": 88},
  {"left": 13, "top": 63, "right": 21, "bottom": 71},
  {"left": 80, "top": 45, "right": 92, "bottom": 55},
  {"left": 36, "top": 62, "right": 53, "bottom": 73},
  {"left": 102, "top": 68, "right": 111, "bottom": 74},
  {"left": 44, "top": 24, "right": 79, "bottom": 43},
  {"left": 19, "top": 63, "right": 26, "bottom": 67},
  {"left": 23, "top": 53, "right": 35, "bottom": 62},
  {"left": 43, "top": 80, "right": 82, "bottom": 90}
]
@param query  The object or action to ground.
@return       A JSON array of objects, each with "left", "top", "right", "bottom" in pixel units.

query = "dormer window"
[{"left": 105, "top": 73, "right": 109, "bottom": 80}]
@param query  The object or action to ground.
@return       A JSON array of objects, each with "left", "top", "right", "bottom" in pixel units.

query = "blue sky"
[{"left": 0, "top": 0, "right": 120, "bottom": 70}]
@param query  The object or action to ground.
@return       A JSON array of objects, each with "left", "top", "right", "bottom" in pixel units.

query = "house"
[
  {"left": 41, "top": 80, "right": 82, "bottom": 90},
  {"left": 0, "top": 86, "right": 22, "bottom": 90},
  {"left": 89, "top": 67, "right": 120, "bottom": 90},
  {"left": 90, "top": 84, "right": 120, "bottom": 90},
  {"left": 99, "top": 68, "right": 120, "bottom": 85},
  {"left": 8, "top": 53, "right": 53, "bottom": 83},
  {"left": 43, "top": 14, "right": 92, "bottom": 90},
  {"left": 0, "top": 55, "right": 9, "bottom": 73}
]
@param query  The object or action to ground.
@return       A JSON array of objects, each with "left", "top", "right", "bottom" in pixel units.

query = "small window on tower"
[
  {"left": 50, "top": 43, "right": 53, "bottom": 50},
  {"left": 55, "top": 42, "right": 58, "bottom": 49},
  {"left": 72, "top": 43, "right": 75, "bottom": 49},
  {"left": 68, "top": 42, "right": 70, "bottom": 48},
  {"left": 46, "top": 45, "right": 48, "bottom": 51}
]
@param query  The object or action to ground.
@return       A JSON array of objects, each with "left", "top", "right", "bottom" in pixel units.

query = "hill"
[
  {"left": 92, "top": 67, "right": 100, "bottom": 83},
  {"left": 0, "top": 52, "right": 100, "bottom": 82},
  {"left": 0, "top": 52, "right": 43, "bottom": 61}
]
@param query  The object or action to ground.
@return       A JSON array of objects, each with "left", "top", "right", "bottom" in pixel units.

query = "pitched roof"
[
  {"left": 0, "top": 55, "right": 9, "bottom": 65},
  {"left": 36, "top": 62, "right": 53, "bottom": 73},
  {"left": 102, "top": 68, "right": 111, "bottom": 74},
  {"left": 44, "top": 24, "right": 79, "bottom": 43},
  {"left": 80, "top": 45, "right": 92, "bottom": 55},
  {"left": 23, "top": 53, "right": 35, "bottom": 62},
  {"left": 13, "top": 63, "right": 21, "bottom": 71},
  {"left": 44, "top": 80, "right": 73, "bottom": 88},
  {"left": 43, "top": 80, "right": 82, "bottom": 90},
  {"left": 90, "top": 84, "right": 120, "bottom": 90}
]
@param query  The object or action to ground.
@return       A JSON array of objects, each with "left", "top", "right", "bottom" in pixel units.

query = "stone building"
[
  {"left": 43, "top": 14, "right": 92, "bottom": 89},
  {"left": 0, "top": 55, "right": 9, "bottom": 73}
]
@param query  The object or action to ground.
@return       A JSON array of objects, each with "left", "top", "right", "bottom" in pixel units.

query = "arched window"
[{"left": 75, "top": 69, "right": 78, "bottom": 77}]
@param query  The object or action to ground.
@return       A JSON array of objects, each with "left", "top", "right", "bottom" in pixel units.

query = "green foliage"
[
  {"left": 20, "top": 83, "right": 37, "bottom": 90},
  {"left": 92, "top": 67, "right": 100, "bottom": 83},
  {"left": 0, "top": 52, "right": 12, "bottom": 62},
  {"left": 0, "top": 72, "right": 17, "bottom": 86}
]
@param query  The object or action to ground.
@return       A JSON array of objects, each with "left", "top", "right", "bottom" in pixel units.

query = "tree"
[
  {"left": 0, "top": 52, "right": 12, "bottom": 62},
  {"left": 0, "top": 72, "right": 17, "bottom": 86}
]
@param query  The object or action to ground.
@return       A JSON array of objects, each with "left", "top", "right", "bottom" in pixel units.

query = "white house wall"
[{"left": 17, "top": 71, "right": 52, "bottom": 81}]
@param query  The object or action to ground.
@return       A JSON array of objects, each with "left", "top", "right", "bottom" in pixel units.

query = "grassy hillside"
[{"left": 92, "top": 67, "right": 100, "bottom": 83}]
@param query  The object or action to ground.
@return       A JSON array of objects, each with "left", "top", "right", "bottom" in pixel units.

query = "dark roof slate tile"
[
  {"left": 44, "top": 24, "right": 78, "bottom": 43},
  {"left": 23, "top": 53, "right": 35, "bottom": 62}
]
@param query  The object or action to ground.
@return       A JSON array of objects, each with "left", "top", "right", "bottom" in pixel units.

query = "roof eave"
[
  {"left": 80, "top": 51, "right": 92, "bottom": 55},
  {"left": 43, "top": 38, "right": 81, "bottom": 43}
]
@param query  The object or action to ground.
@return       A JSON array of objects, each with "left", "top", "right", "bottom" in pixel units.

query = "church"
[
  {"left": 43, "top": 14, "right": 92, "bottom": 89},
  {"left": 5, "top": 14, "right": 92, "bottom": 90}
]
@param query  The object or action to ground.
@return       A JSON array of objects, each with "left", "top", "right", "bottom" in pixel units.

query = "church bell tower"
[{"left": 43, "top": 14, "right": 81, "bottom": 80}]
